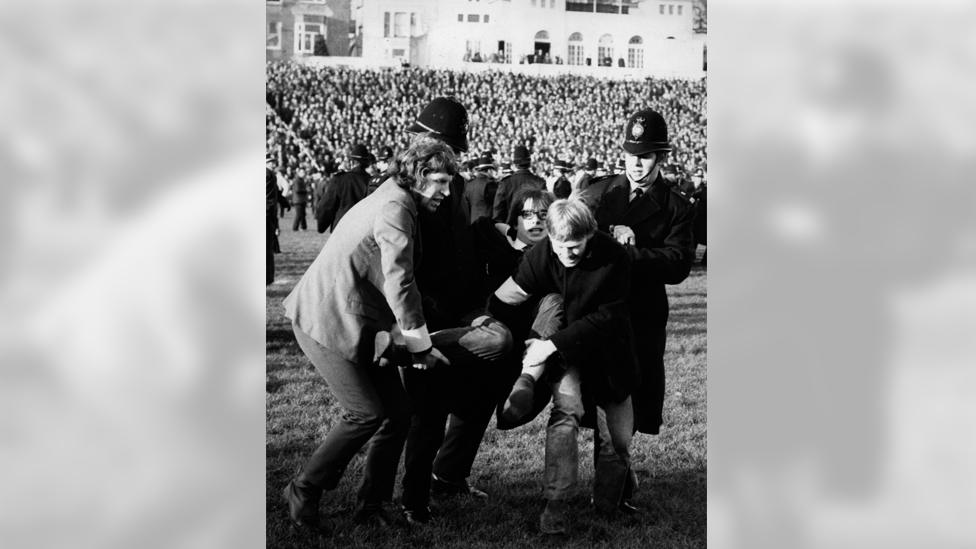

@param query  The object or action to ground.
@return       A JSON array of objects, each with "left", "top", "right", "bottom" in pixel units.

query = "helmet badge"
[{"left": 631, "top": 117, "right": 645, "bottom": 139}]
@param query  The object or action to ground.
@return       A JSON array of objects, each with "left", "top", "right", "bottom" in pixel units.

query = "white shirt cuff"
[{"left": 401, "top": 324, "right": 432, "bottom": 353}]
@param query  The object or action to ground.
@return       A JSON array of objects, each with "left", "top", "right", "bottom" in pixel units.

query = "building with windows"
[
  {"left": 356, "top": 0, "right": 704, "bottom": 77},
  {"left": 266, "top": 0, "right": 358, "bottom": 59}
]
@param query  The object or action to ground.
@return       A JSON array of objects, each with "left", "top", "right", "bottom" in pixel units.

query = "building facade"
[
  {"left": 266, "top": 0, "right": 358, "bottom": 60},
  {"left": 357, "top": 0, "right": 703, "bottom": 77}
]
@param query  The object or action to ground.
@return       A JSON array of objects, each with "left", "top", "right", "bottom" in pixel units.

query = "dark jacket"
[
  {"left": 316, "top": 167, "right": 370, "bottom": 233},
  {"left": 582, "top": 173, "right": 696, "bottom": 433},
  {"left": 492, "top": 168, "right": 546, "bottom": 222},
  {"left": 415, "top": 173, "right": 476, "bottom": 330},
  {"left": 465, "top": 174, "right": 498, "bottom": 224},
  {"left": 266, "top": 169, "right": 281, "bottom": 284},
  {"left": 290, "top": 177, "right": 309, "bottom": 206},
  {"left": 509, "top": 231, "right": 637, "bottom": 404},
  {"left": 693, "top": 185, "right": 707, "bottom": 246}
]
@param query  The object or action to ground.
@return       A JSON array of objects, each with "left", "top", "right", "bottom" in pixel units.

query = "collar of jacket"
[{"left": 607, "top": 173, "right": 664, "bottom": 223}]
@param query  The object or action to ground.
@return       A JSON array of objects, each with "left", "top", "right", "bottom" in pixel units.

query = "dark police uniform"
[
  {"left": 581, "top": 109, "right": 696, "bottom": 436},
  {"left": 492, "top": 168, "right": 545, "bottom": 222},
  {"left": 315, "top": 166, "right": 370, "bottom": 233}
]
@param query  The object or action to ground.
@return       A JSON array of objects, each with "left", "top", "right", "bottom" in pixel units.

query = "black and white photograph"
[
  {"left": 265, "top": 1, "right": 707, "bottom": 546},
  {"left": 6, "top": 2, "right": 976, "bottom": 549}
]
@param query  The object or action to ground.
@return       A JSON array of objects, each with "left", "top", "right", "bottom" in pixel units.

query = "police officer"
[
  {"left": 315, "top": 144, "right": 372, "bottom": 233},
  {"left": 576, "top": 157, "right": 599, "bottom": 195},
  {"left": 549, "top": 159, "right": 573, "bottom": 199},
  {"left": 465, "top": 153, "right": 499, "bottom": 223},
  {"left": 366, "top": 146, "right": 395, "bottom": 195},
  {"left": 491, "top": 145, "right": 545, "bottom": 222},
  {"left": 580, "top": 108, "right": 697, "bottom": 513}
]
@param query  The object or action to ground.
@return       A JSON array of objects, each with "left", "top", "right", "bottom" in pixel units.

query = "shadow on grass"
[{"left": 267, "top": 327, "right": 299, "bottom": 353}]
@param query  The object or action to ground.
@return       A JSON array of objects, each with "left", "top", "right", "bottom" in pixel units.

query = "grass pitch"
[{"left": 266, "top": 221, "right": 706, "bottom": 548}]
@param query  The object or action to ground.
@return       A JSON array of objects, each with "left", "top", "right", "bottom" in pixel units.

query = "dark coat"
[
  {"left": 290, "top": 177, "right": 309, "bottom": 206},
  {"left": 315, "top": 167, "right": 370, "bottom": 233},
  {"left": 266, "top": 169, "right": 281, "bottom": 285},
  {"left": 693, "top": 185, "right": 707, "bottom": 246},
  {"left": 465, "top": 174, "right": 498, "bottom": 224},
  {"left": 492, "top": 168, "right": 546, "bottom": 222},
  {"left": 511, "top": 231, "right": 638, "bottom": 404},
  {"left": 582, "top": 173, "right": 696, "bottom": 433},
  {"left": 415, "top": 173, "right": 477, "bottom": 330}
]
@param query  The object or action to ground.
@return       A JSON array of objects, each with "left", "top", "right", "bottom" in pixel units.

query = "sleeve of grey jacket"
[{"left": 374, "top": 200, "right": 431, "bottom": 352}]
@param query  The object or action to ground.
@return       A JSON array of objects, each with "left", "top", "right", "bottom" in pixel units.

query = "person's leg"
[
  {"left": 287, "top": 324, "right": 389, "bottom": 529},
  {"left": 430, "top": 316, "right": 513, "bottom": 492},
  {"left": 429, "top": 315, "right": 512, "bottom": 365},
  {"left": 540, "top": 365, "right": 583, "bottom": 534},
  {"left": 502, "top": 294, "right": 564, "bottom": 423},
  {"left": 400, "top": 367, "right": 450, "bottom": 516},
  {"left": 355, "top": 361, "right": 412, "bottom": 511},
  {"left": 592, "top": 396, "right": 634, "bottom": 514}
]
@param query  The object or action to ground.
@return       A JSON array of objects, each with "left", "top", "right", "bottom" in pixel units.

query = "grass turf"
[{"left": 266, "top": 221, "right": 706, "bottom": 548}]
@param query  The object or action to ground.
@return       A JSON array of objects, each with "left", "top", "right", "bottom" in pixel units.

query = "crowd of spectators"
[{"left": 266, "top": 61, "right": 706, "bottom": 183}]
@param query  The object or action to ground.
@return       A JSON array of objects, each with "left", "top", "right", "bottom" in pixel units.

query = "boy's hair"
[
  {"left": 506, "top": 188, "right": 556, "bottom": 228},
  {"left": 546, "top": 199, "right": 597, "bottom": 242}
]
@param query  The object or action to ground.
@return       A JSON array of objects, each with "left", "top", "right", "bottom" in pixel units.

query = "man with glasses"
[{"left": 579, "top": 108, "right": 697, "bottom": 514}]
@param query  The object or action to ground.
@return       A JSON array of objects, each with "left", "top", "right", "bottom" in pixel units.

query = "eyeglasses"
[{"left": 520, "top": 210, "right": 547, "bottom": 220}]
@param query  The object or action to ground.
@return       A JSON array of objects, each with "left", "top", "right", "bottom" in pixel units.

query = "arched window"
[
  {"left": 627, "top": 35, "right": 644, "bottom": 68},
  {"left": 533, "top": 30, "right": 551, "bottom": 63},
  {"left": 598, "top": 34, "right": 613, "bottom": 67},
  {"left": 568, "top": 32, "right": 584, "bottom": 66}
]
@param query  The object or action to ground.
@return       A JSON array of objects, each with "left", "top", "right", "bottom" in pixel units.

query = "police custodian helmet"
[
  {"left": 407, "top": 97, "right": 469, "bottom": 153},
  {"left": 622, "top": 108, "right": 672, "bottom": 155}
]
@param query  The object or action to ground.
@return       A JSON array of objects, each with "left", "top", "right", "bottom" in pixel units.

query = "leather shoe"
[
  {"left": 500, "top": 373, "right": 535, "bottom": 424},
  {"left": 402, "top": 506, "right": 433, "bottom": 526},
  {"left": 539, "top": 499, "right": 568, "bottom": 535},
  {"left": 282, "top": 480, "right": 329, "bottom": 534},
  {"left": 431, "top": 474, "right": 488, "bottom": 499}
]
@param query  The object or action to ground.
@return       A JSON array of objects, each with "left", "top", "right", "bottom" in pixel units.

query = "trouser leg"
[
  {"left": 401, "top": 367, "right": 449, "bottom": 511},
  {"left": 292, "top": 324, "right": 400, "bottom": 495},
  {"left": 543, "top": 366, "right": 583, "bottom": 501},
  {"left": 592, "top": 396, "right": 634, "bottom": 511},
  {"left": 355, "top": 364, "right": 412, "bottom": 508},
  {"left": 428, "top": 317, "right": 512, "bottom": 484}
]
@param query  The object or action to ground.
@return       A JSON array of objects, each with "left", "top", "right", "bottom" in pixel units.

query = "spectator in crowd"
[
  {"left": 265, "top": 62, "right": 706, "bottom": 182},
  {"left": 316, "top": 143, "right": 372, "bottom": 233},
  {"left": 489, "top": 198, "right": 637, "bottom": 535},
  {"left": 291, "top": 168, "right": 310, "bottom": 231},
  {"left": 580, "top": 108, "right": 697, "bottom": 514},
  {"left": 280, "top": 136, "right": 457, "bottom": 533},
  {"left": 493, "top": 145, "right": 546, "bottom": 222},
  {"left": 267, "top": 167, "right": 282, "bottom": 285}
]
